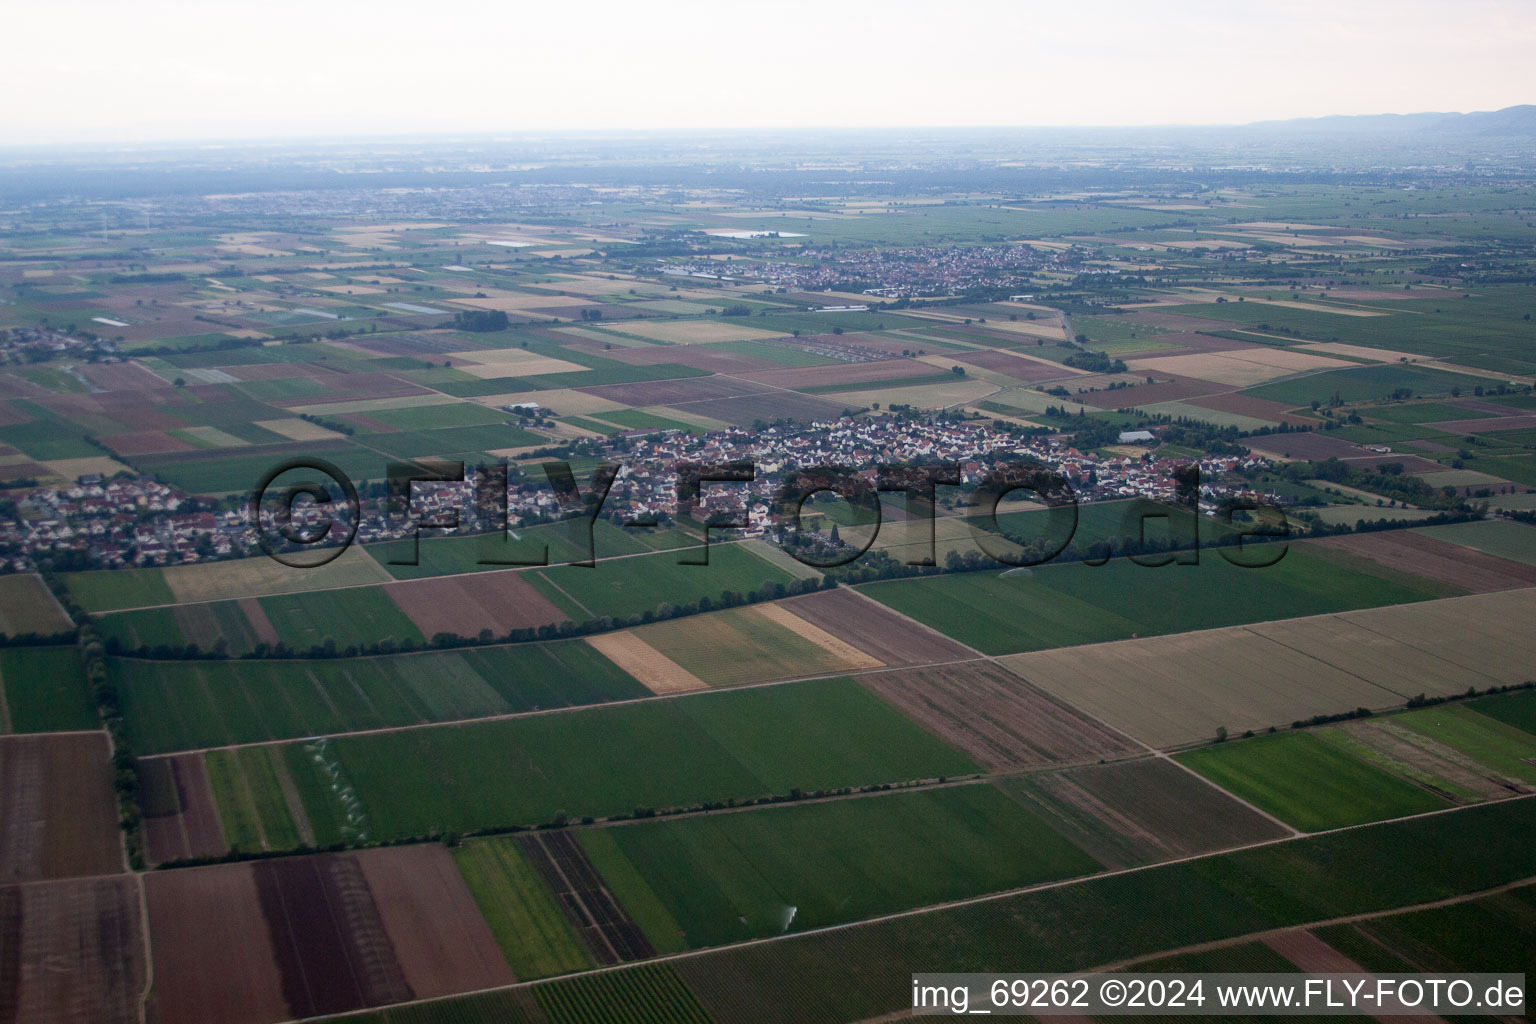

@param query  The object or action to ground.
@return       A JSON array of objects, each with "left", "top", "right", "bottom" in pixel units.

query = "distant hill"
[{"left": 1245, "top": 105, "right": 1536, "bottom": 136}]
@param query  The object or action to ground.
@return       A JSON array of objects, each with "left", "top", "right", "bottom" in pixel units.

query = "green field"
[
  {"left": 368, "top": 518, "right": 678, "bottom": 580},
  {"left": 1413, "top": 519, "right": 1536, "bottom": 566},
  {"left": 1469, "top": 687, "right": 1536, "bottom": 736},
  {"left": 580, "top": 783, "right": 1101, "bottom": 949},
  {"left": 453, "top": 837, "right": 596, "bottom": 979},
  {"left": 257, "top": 586, "right": 423, "bottom": 649},
  {"left": 112, "top": 640, "right": 648, "bottom": 754},
  {"left": 857, "top": 543, "right": 1443, "bottom": 655},
  {"left": 528, "top": 542, "right": 806, "bottom": 622},
  {"left": 1241, "top": 365, "right": 1493, "bottom": 407},
  {"left": 289, "top": 677, "right": 977, "bottom": 839},
  {"left": 0, "top": 646, "right": 96, "bottom": 733},
  {"left": 1175, "top": 731, "right": 1449, "bottom": 831},
  {"left": 59, "top": 566, "right": 174, "bottom": 612},
  {"left": 1396, "top": 705, "right": 1536, "bottom": 784}
]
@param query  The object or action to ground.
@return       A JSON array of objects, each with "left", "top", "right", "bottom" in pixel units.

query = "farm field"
[
  {"left": 1003, "top": 588, "right": 1536, "bottom": 747},
  {"left": 144, "top": 847, "right": 514, "bottom": 1024},
  {"left": 0, "top": 731, "right": 122, "bottom": 881},
  {"left": 453, "top": 836, "right": 597, "bottom": 979},
  {"left": 856, "top": 661, "right": 1138, "bottom": 769},
  {"left": 113, "top": 640, "right": 648, "bottom": 754},
  {"left": 526, "top": 542, "right": 807, "bottom": 622},
  {"left": 667, "top": 798, "right": 1536, "bottom": 1024},
  {"left": 580, "top": 783, "right": 1102, "bottom": 949},
  {"left": 1309, "top": 529, "right": 1536, "bottom": 592},
  {"left": 1413, "top": 519, "right": 1536, "bottom": 565},
  {"left": 0, "top": 573, "right": 71, "bottom": 635},
  {"left": 1469, "top": 686, "right": 1536, "bottom": 735},
  {"left": 857, "top": 542, "right": 1445, "bottom": 655},
  {"left": 1175, "top": 731, "right": 1451, "bottom": 831},
  {"left": 1000, "top": 756, "right": 1290, "bottom": 868},
  {"left": 0, "top": 645, "right": 96, "bottom": 733},
  {"left": 773, "top": 587, "right": 973, "bottom": 666},
  {"left": 282, "top": 677, "right": 977, "bottom": 840},
  {"left": 620, "top": 603, "right": 879, "bottom": 687},
  {"left": 0, "top": 876, "right": 147, "bottom": 1024}
]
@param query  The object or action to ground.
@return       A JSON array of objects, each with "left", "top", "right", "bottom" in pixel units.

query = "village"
[{"left": 0, "top": 413, "right": 1280, "bottom": 574}]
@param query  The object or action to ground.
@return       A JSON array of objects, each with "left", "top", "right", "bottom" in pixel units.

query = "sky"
[{"left": 5, "top": 0, "right": 1533, "bottom": 145}]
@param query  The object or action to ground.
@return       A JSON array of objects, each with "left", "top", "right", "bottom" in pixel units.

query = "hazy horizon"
[{"left": 7, "top": 0, "right": 1534, "bottom": 146}]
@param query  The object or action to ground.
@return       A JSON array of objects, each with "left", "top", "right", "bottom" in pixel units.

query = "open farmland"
[
  {"left": 1470, "top": 686, "right": 1536, "bottom": 735},
  {"left": 1003, "top": 588, "right": 1536, "bottom": 748},
  {"left": 0, "top": 645, "right": 96, "bottom": 733},
  {"left": 856, "top": 661, "right": 1138, "bottom": 769},
  {"left": 1176, "top": 731, "right": 1451, "bottom": 831},
  {"left": 0, "top": 876, "right": 146, "bottom": 1024},
  {"left": 580, "top": 783, "right": 1101, "bottom": 949},
  {"left": 1002, "top": 757, "right": 1289, "bottom": 868},
  {"left": 454, "top": 835, "right": 597, "bottom": 979},
  {"left": 620, "top": 603, "right": 880, "bottom": 687},
  {"left": 0, "top": 574, "right": 71, "bottom": 636},
  {"left": 280, "top": 677, "right": 977, "bottom": 839},
  {"left": 1310, "top": 529, "right": 1536, "bottom": 592},
  {"left": 113, "top": 640, "right": 647, "bottom": 753},
  {"left": 139, "top": 753, "right": 229, "bottom": 864},
  {"left": 145, "top": 848, "right": 513, "bottom": 1024},
  {"left": 1413, "top": 519, "right": 1536, "bottom": 566},
  {"left": 526, "top": 542, "right": 806, "bottom": 622},
  {"left": 773, "top": 587, "right": 972, "bottom": 666},
  {"left": 385, "top": 570, "right": 569, "bottom": 637},
  {"left": 858, "top": 542, "right": 1445, "bottom": 655},
  {"left": 0, "top": 732, "right": 122, "bottom": 881}
]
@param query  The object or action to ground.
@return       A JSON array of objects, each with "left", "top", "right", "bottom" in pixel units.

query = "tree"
[{"left": 1215, "top": 725, "right": 1228, "bottom": 743}]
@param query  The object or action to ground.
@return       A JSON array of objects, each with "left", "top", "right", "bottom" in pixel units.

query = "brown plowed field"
[
  {"left": 0, "top": 876, "right": 145, "bottom": 1024},
  {"left": 1186, "top": 391, "right": 1312, "bottom": 423},
  {"left": 354, "top": 845, "right": 516, "bottom": 995},
  {"left": 148, "top": 849, "right": 510, "bottom": 1024},
  {"left": 101, "top": 430, "right": 197, "bottom": 457},
  {"left": 140, "top": 753, "right": 227, "bottom": 865},
  {"left": 1006, "top": 757, "right": 1288, "bottom": 869},
  {"left": 145, "top": 863, "right": 291, "bottom": 1024},
  {"left": 386, "top": 571, "right": 566, "bottom": 638},
  {"left": 858, "top": 662, "right": 1139, "bottom": 770},
  {"left": 737, "top": 358, "right": 933, "bottom": 389},
  {"left": 574, "top": 376, "right": 770, "bottom": 407},
  {"left": 779, "top": 588, "right": 972, "bottom": 667},
  {"left": 681, "top": 392, "right": 851, "bottom": 425},
  {"left": 1313, "top": 531, "right": 1536, "bottom": 593},
  {"left": 1244, "top": 432, "right": 1376, "bottom": 460},
  {"left": 0, "top": 733, "right": 121, "bottom": 882}
]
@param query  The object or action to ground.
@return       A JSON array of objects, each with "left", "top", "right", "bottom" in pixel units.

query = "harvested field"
[
  {"left": 939, "top": 349, "right": 1068, "bottom": 382},
  {"left": 574, "top": 375, "right": 769, "bottom": 407},
  {"left": 161, "top": 544, "right": 392, "bottom": 605},
  {"left": 592, "top": 320, "right": 787, "bottom": 345},
  {"left": 518, "top": 831, "right": 655, "bottom": 965},
  {"left": 144, "top": 863, "right": 293, "bottom": 1024},
  {"left": 857, "top": 662, "right": 1139, "bottom": 770},
  {"left": 1312, "top": 531, "right": 1536, "bottom": 593},
  {"left": 775, "top": 588, "right": 974, "bottom": 667},
  {"left": 0, "top": 732, "right": 121, "bottom": 882},
  {"left": 1005, "top": 589, "right": 1536, "bottom": 748},
  {"left": 0, "top": 574, "right": 71, "bottom": 636},
  {"left": 1127, "top": 349, "right": 1351, "bottom": 387},
  {"left": 149, "top": 848, "right": 509, "bottom": 1024},
  {"left": 679, "top": 390, "right": 852, "bottom": 424},
  {"left": 0, "top": 876, "right": 146, "bottom": 1024},
  {"left": 1004, "top": 757, "right": 1289, "bottom": 869},
  {"left": 585, "top": 631, "right": 707, "bottom": 694},
  {"left": 735, "top": 358, "right": 938, "bottom": 389},
  {"left": 1185, "top": 391, "right": 1313, "bottom": 423},
  {"left": 627, "top": 605, "right": 876, "bottom": 687},
  {"left": 1244, "top": 431, "right": 1381, "bottom": 460},
  {"left": 386, "top": 570, "right": 567, "bottom": 638},
  {"left": 753, "top": 602, "right": 883, "bottom": 669},
  {"left": 139, "top": 753, "right": 227, "bottom": 865},
  {"left": 253, "top": 417, "right": 347, "bottom": 441},
  {"left": 352, "top": 845, "right": 517, "bottom": 999}
]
